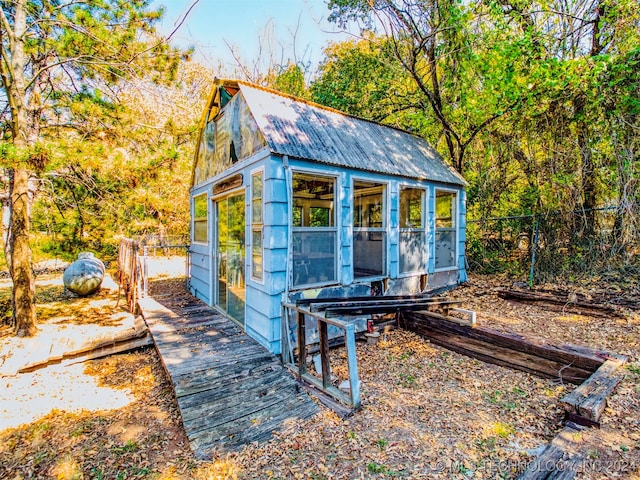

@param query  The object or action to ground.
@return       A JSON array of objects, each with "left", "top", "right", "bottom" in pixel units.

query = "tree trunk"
[
  {"left": 8, "top": 167, "right": 37, "bottom": 336},
  {"left": 2, "top": 1, "right": 37, "bottom": 336}
]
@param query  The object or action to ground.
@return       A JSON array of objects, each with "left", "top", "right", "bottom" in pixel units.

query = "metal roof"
[{"left": 235, "top": 81, "right": 466, "bottom": 186}]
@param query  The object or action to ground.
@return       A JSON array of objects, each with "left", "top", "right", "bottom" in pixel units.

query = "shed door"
[{"left": 215, "top": 192, "right": 245, "bottom": 326}]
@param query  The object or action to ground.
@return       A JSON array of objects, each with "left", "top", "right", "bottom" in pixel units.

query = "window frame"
[
  {"left": 250, "top": 168, "right": 264, "bottom": 282},
  {"left": 192, "top": 192, "right": 209, "bottom": 244},
  {"left": 434, "top": 188, "right": 459, "bottom": 272},
  {"left": 352, "top": 178, "right": 388, "bottom": 280},
  {"left": 398, "top": 185, "right": 427, "bottom": 276},
  {"left": 291, "top": 170, "right": 338, "bottom": 289}
]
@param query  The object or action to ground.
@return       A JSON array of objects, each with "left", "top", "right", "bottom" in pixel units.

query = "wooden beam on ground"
[
  {"left": 496, "top": 288, "right": 620, "bottom": 318},
  {"left": 18, "top": 318, "right": 151, "bottom": 373},
  {"left": 560, "top": 358, "right": 627, "bottom": 426},
  {"left": 402, "top": 311, "right": 610, "bottom": 384},
  {"left": 297, "top": 377, "right": 355, "bottom": 419},
  {"left": 518, "top": 422, "right": 586, "bottom": 480}
]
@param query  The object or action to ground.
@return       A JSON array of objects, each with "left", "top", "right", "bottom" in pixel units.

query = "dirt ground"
[{"left": 0, "top": 265, "right": 638, "bottom": 479}]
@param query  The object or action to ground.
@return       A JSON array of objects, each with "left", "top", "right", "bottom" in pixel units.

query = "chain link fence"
[{"left": 466, "top": 206, "right": 639, "bottom": 284}]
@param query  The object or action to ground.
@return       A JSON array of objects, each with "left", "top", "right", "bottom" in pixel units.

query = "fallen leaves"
[{"left": 1, "top": 273, "right": 639, "bottom": 479}]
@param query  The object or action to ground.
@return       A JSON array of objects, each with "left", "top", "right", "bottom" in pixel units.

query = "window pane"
[
  {"left": 292, "top": 173, "right": 335, "bottom": 227},
  {"left": 400, "top": 188, "right": 423, "bottom": 228},
  {"left": 194, "top": 193, "right": 207, "bottom": 220},
  {"left": 193, "top": 193, "right": 208, "bottom": 242},
  {"left": 292, "top": 206, "right": 302, "bottom": 227},
  {"left": 309, "top": 207, "right": 330, "bottom": 227},
  {"left": 436, "top": 191, "right": 456, "bottom": 228},
  {"left": 354, "top": 181, "right": 385, "bottom": 228},
  {"left": 435, "top": 230, "right": 456, "bottom": 269},
  {"left": 252, "top": 173, "right": 263, "bottom": 199},
  {"left": 194, "top": 220, "right": 208, "bottom": 242},
  {"left": 292, "top": 231, "right": 336, "bottom": 287},
  {"left": 252, "top": 172, "right": 263, "bottom": 224},
  {"left": 400, "top": 231, "right": 425, "bottom": 273},
  {"left": 252, "top": 201, "right": 262, "bottom": 224},
  {"left": 354, "top": 231, "right": 386, "bottom": 278},
  {"left": 251, "top": 229, "right": 263, "bottom": 280}
]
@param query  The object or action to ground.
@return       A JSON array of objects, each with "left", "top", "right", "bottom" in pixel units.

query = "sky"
[{"left": 153, "top": 0, "right": 356, "bottom": 76}]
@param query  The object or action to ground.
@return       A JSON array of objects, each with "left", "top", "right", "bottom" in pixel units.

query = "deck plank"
[{"left": 138, "top": 285, "right": 319, "bottom": 459}]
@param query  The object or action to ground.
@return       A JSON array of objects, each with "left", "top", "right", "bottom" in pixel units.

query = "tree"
[
  {"left": 310, "top": 36, "right": 415, "bottom": 124},
  {"left": 31, "top": 61, "right": 212, "bottom": 257},
  {"left": 322, "top": 0, "right": 639, "bottom": 278},
  {"left": 326, "top": 0, "right": 531, "bottom": 174},
  {"left": 0, "top": 0, "right": 183, "bottom": 336}
]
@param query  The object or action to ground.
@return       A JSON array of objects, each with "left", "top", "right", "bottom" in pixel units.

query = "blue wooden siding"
[
  {"left": 189, "top": 183, "right": 212, "bottom": 305},
  {"left": 191, "top": 153, "right": 467, "bottom": 354}
]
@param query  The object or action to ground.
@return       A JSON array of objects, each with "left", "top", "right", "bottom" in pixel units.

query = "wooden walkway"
[{"left": 138, "top": 282, "right": 319, "bottom": 459}]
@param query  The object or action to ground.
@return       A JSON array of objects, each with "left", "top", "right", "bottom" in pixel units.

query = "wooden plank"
[
  {"left": 173, "top": 359, "right": 282, "bottom": 397},
  {"left": 295, "top": 293, "right": 435, "bottom": 306},
  {"left": 413, "top": 324, "right": 592, "bottom": 383},
  {"left": 308, "top": 298, "right": 460, "bottom": 312},
  {"left": 318, "top": 320, "right": 331, "bottom": 389},
  {"left": 182, "top": 378, "right": 303, "bottom": 434},
  {"left": 19, "top": 328, "right": 151, "bottom": 373},
  {"left": 325, "top": 301, "right": 452, "bottom": 317},
  {"left": 190, "top": 392, "right": 318, "bottom": 457},
  {"left": 519, "top": 423, "right": 585, "bottom": 480},
  {"left": 560, "top": 358, "right": 627, "bottom": 423},
  {"left": 235, "top": 394, "right": 319, "bottom": 444},
  {"left": 180, "top": 377, "right": 299, "bottom": 431},
  {"left": 177, "top": 368, "right": 286, "bottom": 410},
  {"left": 496, "top": 288, "right": 619, "bottom": 318},
  {"left": 298, "top": 378, "right": 354, "bottom": 419},
  {"left": 403, "top": 311, "right": 606, "bottom": 374},
  {"left": 297, "top": 310, "right": 307, "bottom": 376},
  {"left": 162, "top": 346, "right": 272, "bottom": 378}
]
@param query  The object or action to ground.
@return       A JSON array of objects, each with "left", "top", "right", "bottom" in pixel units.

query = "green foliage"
[
  {"left": 322, "top": 0, "right": 640, "bottom": 280},
  {"left": 23, "top": 60, "right": 211, "bottom": 261},
  {"left": 367, "top": 461, "right": 389, "bottom": 474},
  {"left": 1, "top": 1, "right": 202, "bottom": 269},
  {"left": 272, "top": 63, "right": 308, "bottom": 98},
  {"left": 310, "top": 36, "right": 412, "bottom": 124}
]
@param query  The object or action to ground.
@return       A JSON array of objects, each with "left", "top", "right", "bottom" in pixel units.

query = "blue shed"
[{"left": 189, "top": 79, "right": 467, "bottom": 354}]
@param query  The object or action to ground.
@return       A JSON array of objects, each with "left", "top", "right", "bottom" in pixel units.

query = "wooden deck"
[{"left": 138, "top": 282, "right": 319, "bottom": 459}]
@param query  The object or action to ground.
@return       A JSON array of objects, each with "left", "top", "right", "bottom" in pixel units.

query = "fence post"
[
  {"left": 142, "top": 246, "right": 149, "bottom": 298},
  {"left": 529, "top": 216, "right": 540, "bottom": 287}
]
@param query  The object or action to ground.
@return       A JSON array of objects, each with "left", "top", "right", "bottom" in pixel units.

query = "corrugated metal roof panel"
[{"left": 237, "top": 82, "right": 466, "bottom": 186}]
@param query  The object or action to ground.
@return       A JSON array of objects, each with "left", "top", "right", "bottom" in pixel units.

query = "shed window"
[
  {"left": 353, "top": 181, "right": 386, "bottom": 278},
  {"left": 435, "top": 190, "right": 457, "bottom": 269},
  {"left": 193, "top": 193, "right": 208, "bottom": 243},
  {"left": 292, "top": 173, "right": 336, "bottom": 287},
  {"left": 251, "top": 171, "right": 263, "bottom": 280},
  {"left": 399, "top": 187, "right": 426, "bottom": 274}
]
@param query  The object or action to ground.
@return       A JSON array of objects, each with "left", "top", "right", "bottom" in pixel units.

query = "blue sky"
[{"left": 153, "top": 0, "right": 354, "bottom": 75}]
